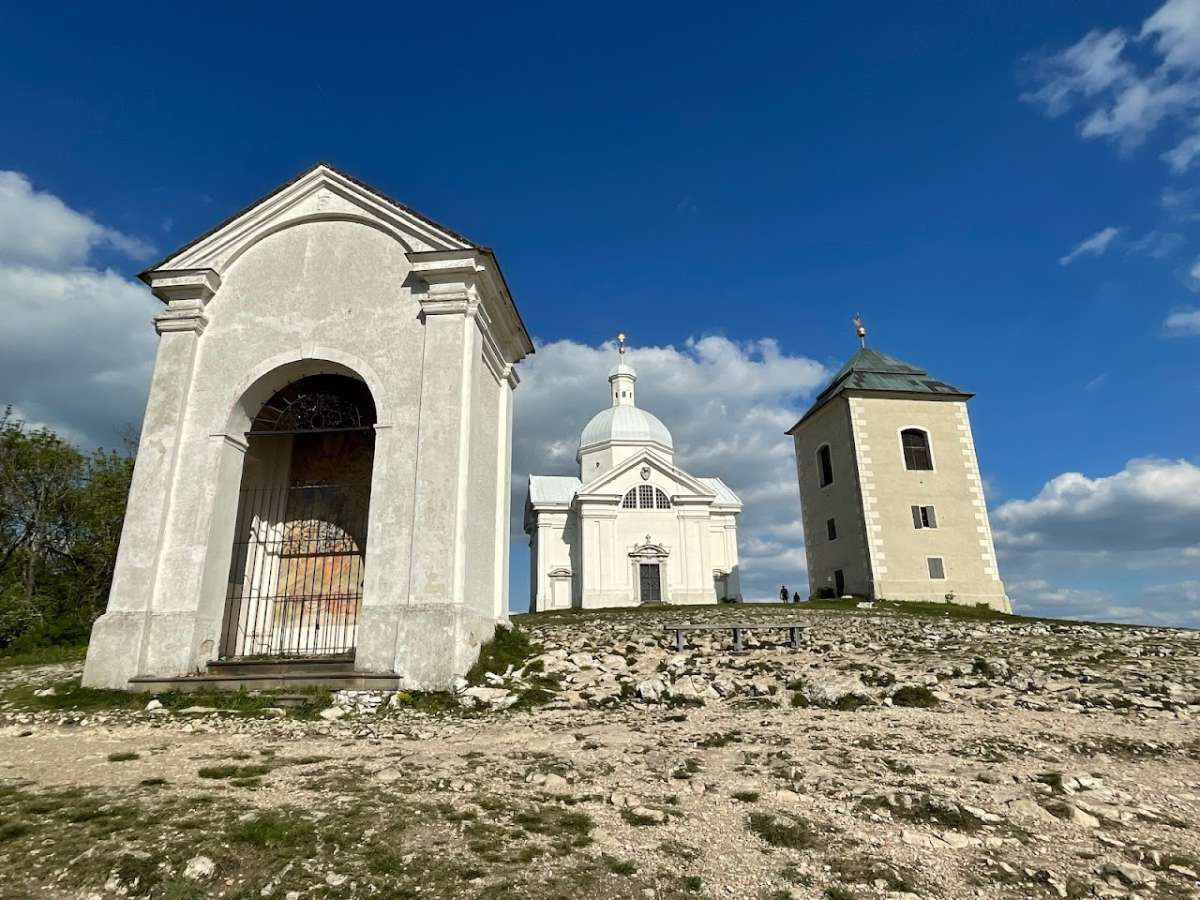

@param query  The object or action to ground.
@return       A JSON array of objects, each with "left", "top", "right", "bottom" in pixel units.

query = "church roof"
[
  {"left": 788, "top": 347, "right": 971, "bottom": 432},
  {"left": 697, "top": 477, "right": 742, "bottom": 509},
  {"left": 527, "top": 475, "right": 582, "bottom": 506},
  {"left": 579, "top": 405, "right": 673, "bottom": 453}
]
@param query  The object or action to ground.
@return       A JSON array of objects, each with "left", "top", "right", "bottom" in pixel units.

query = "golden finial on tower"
[
  {"left": 617, "top": 332, "right": 627, "bottom": 355},
  {"left": 853, "top": 314, "right": 867, "bottom": 348}
]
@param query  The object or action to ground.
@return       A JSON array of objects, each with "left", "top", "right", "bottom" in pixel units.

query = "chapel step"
[
  {"left": 127, "top": 669, "right": 401, "bottom": 693},
  {"left": 206, "top": 655, "right": 357, "bottom": 678}
]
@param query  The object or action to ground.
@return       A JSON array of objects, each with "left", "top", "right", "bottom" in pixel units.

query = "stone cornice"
[{"left": 143, "top": 269, "right": 221, "bottom": 305}]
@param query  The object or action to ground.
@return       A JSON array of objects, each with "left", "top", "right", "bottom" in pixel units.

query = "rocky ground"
[{"left": 1, "top": 601, "right": 1199, "bottom": 900}]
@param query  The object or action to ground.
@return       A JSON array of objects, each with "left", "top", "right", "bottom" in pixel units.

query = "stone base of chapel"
[{"left": 83, "top": 603, "right": 503, "bottom": 694}]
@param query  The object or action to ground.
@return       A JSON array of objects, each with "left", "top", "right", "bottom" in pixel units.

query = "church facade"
[
  {"left": 524, "top": 348, "right": 742, "bottom": 610},
  {"left": 82, "top": 163, "right": 533, "bottom": 691},
  {"left": 788, "top": 345, "right": 1011, "bottom": 612}
]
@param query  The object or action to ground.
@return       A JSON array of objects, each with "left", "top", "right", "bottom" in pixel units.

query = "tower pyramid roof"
[{"left": 790, "top": 347, "right": 971, "bottom": 431}]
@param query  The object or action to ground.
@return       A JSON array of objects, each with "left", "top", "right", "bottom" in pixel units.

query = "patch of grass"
[
  {"left": 466, "top": 625, "right": 539, "bottom": 685},
  {"left": 0, "top": 679, "right": 332, "bottom": 719},
  {"left": 602, "top": 855, "right": 637, "bottom": 876},
  {"left": 227, "top": 810, "right": 316, "bottom": 851},
  {"left": 827, "top": 856, "right": 918, "bottom": 892},
  {"left": 790, "top": 692, "right": 810, "bottom": 708},
  {"left": 891, "top": 685, "right": 939, "bottom": 708},
  {"left": 732, "top": 790, "right": 761, "bottom": 803},
  {"left": 681, "top": 875, "right": 703, "bottom": 893},
  {"left": 698, "top": 731, "right": 741, "bottom": 749},
  {"left": 198, "top": 764, "right": 270, "bottom": 780},
  {"left": 0, "top": 821, "right": 33, "bottom": 842},
  {"left": 139, "top": 778, "right": 167, "bottom": 787},
  {"left": 781, "top": 865, "right": 814, "bottom": 887},
  {"left": 825, "top": 887, "right": 859, "bottom": 900},
  {"left": 861, "top": 794, "right": 985, "bottom": 832},
  {"left": 748, "top": 812, "right": 823, "bottom": 850},
  {"left": 107, "top": 751, "right": 139, "bottom": 762},
  {"left": 0, "top": 643, "right": 87, "bottom": 669},
  {"left": 659, "top": 840, "right": 700, "bottom": 861}
]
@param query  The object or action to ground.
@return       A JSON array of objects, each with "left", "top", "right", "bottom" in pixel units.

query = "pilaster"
[{"left": 82, "top": 270, "right": 220, "bottom": 688}]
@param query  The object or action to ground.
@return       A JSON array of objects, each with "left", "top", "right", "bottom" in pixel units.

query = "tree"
[{"left": 0, "top": 409, "right": 133, "bottom": 648}]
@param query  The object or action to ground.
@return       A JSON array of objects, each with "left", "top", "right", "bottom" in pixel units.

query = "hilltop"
[{"left": 1, "top": 602, "right": 1198, "bottom": 900}]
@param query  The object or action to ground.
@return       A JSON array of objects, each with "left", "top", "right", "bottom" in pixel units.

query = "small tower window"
[
  {"left": 826, "top": 517, "right": 837, "bottom": 541},
  {"left": 927, "top": 557, "right": 946, "bottom": 579},
  {"left": 817, "top": 445, "right": 834, "bottom": 487},
  {"left": 901, "top": 429, "right": 933, "bottom": 471},
  {"left": 910, "top": 505, "right": 938, "bottom": 529}
]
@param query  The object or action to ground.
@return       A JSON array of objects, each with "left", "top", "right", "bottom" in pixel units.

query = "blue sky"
[{"left": 2, "top": 2, "right": 1198, "bottom": 623}]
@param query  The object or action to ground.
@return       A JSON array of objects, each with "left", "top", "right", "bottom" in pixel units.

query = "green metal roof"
[{"left": 789, "top": 347, "right": 971, "bottom": 431}]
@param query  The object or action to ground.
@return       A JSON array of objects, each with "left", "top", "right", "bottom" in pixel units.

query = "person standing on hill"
[{"left": 779, "top": 585, "right": 789, "bottom": 603}]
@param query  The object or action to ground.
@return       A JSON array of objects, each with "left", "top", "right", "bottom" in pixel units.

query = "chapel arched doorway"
[{"left": 219, "top": 374, "right": 376, "bottom": 659}]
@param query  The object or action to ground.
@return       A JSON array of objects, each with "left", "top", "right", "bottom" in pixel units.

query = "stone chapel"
[
  {"left": 787, "top": 340, "right": 1011, "bottom": 611},
  {"left": 524, "top": 342, "right": 743, "bottom": 610},
  {"left": 82, "top": 163, "right": 533, "bottom": 691}
]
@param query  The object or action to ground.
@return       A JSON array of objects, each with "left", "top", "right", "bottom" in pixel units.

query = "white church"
[{"left": 524, "top": 340, "right": 743, "bottom": 610}]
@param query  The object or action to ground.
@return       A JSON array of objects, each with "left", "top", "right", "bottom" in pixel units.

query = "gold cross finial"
[
  {"left": 853, "top": 314, "right": 867, "bottom": 348},
  {"left": 617, "top": 332, "right": 627, "bottom": 355}
]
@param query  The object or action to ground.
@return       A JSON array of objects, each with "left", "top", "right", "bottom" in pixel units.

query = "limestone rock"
[{"left": 183, "top": 855, "right": 215, "bottom": 881}]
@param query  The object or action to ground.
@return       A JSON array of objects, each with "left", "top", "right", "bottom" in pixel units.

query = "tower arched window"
[
  {"left": 817, "top": 444, "right": 834, "bottom": 488},
  {"left": 638, "top": 484, "right": 655, "bottom": 508},
  {"left": 655, "top": 488, "right": 671, "bottom": 509},
  {"left": 622, "top": 488, "right": 638, "bottom": 508},
  {"left": 901, "top": 428, "right": 933, "bottom": 471}
]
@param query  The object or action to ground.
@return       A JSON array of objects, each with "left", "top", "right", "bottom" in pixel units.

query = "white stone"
[{"left": 184, "top": 855, "right": 216, "bottom": 881}]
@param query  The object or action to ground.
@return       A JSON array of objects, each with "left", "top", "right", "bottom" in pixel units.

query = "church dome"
[
  {"left": 579, "top": 405, "right": 673, "bottom": 451},
  {"left": 609, "top": 360, "right": 637, "bottom": 379}
]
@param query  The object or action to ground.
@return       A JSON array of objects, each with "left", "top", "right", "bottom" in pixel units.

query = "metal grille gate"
[{"left": 221, "top": 482, "right": 370, "bottom": 659}]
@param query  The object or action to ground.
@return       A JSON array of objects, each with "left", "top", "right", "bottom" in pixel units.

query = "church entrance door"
[{"left": 639, "top": 564, "right": 662, "bottom": 604}]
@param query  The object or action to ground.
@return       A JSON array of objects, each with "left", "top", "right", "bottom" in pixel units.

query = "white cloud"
[
  {"left": 510, "top": 336, "right": 828, "bottom": 602},
  {"left": 0, "top": 171, "right": 158, "bottom": 448},
  {"left": 0, "top": 171, "right": 154, "bottom": 269},
  {"left": 994, "top": 457, "right": 1200, "bottom": 552},
  {"left": 1022, "top": 1, "right": 1200, "bottom": 170},
  {"left": 1127, "top": 229, "right": 1185, "bottom": 257},
  {"left": 1059, "top": 226, "right": 1121, "bottom": 265},
  {"left": 1163, "top": 306, "right": 1200, "bottom": 333}
]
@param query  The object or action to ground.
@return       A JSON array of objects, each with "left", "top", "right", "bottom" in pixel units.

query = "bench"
[{"left": 662, "top": 623, "right": 804, "bottom": 653}]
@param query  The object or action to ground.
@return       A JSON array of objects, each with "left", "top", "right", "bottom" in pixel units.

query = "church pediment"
[
  {"left": 577, "top": 448, "right": 716, "bottom": 500},
  {"left": 142, "top": 162, "right": 477, "bottom": 281}
]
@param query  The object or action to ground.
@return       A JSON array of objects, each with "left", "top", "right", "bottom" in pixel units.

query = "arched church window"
[
  {"left": 638, "top": 484, "right": 655, "bottom": 508},
  {"left": 655, "top": 489, "right": 671, "bottom": 509},
  {"left": 622, "top": 488, "right": 638, "bottom": 509},
  {"left": 901, "top": 428, "right": 933, "bottom": 471}
]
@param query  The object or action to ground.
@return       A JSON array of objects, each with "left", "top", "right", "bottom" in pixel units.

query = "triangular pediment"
[
  {"left": 141, "top": 162, "right": 477, "bottom": 279},
  {"left": 578, "top": 449, "right": 716, "bottom": 500}
]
